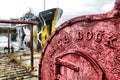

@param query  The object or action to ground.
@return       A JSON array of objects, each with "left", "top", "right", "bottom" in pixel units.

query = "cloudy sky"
[{"left": 0, "top": 0, "right": 115, "bottom": 26}]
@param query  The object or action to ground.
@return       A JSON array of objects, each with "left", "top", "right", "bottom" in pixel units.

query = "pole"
[
  {"left": 8, "top": 27, "right": 10, "bottom": 54},
  {"left": 44, "top": 0, "right": 46, "bottom": 10},
  {"left": 30, "top": 25, "right": 34, "bottom": 71}
]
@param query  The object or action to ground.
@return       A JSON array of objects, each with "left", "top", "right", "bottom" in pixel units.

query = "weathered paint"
[{"left": 39, "top": 0, "right": 120, "bottom": 80}]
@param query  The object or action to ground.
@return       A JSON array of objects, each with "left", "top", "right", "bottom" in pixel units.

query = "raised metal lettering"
[
  {"left": 76, "top": 30, "right": 83, "bottom": 40},
  {"left": 95, "top": 32, "right": 103, "bottom": 42},
  {"left": 86, "top": 31, "right": 93, "bottom": 40}
]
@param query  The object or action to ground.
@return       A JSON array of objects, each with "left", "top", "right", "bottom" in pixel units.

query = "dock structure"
[
  {"left": 0, "top": 19, "right": 39, "bottom": 79},
  {"left": 0, "top": 55, "right": 38, "bottom": 80}
]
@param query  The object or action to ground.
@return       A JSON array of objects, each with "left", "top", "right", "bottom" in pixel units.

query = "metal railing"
[{"left": 0, "top": 19, "right": 38, "bottom": 71}]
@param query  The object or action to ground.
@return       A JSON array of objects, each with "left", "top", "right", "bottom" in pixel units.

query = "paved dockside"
[{"left": 0, "top": 55, "right": 38, "bottom": 80}]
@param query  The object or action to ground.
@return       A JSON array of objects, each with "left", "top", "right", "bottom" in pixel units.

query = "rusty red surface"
[
  {"left": 0, "top": 19, "right": 38, "bottom": 25},
  {"left": 39, "top": 0, "right": 120, "bottom": 80}
]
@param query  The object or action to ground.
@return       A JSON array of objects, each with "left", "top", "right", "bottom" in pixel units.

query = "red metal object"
[
  {"left": 30, "top": 25, "right": 34, "bottom": 71},
  {"left": 8, "top": 27, "right": 10, "bottom": 54},
  {"left": 0, "top": 19, "right": 38, "bottom": 25},
  {"left": 39, "top": 0, "right": 120, "bottom": 80}
]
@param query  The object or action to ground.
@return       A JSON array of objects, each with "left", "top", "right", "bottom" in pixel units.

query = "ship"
[{"left": 16, "top": 8, "right": 63, "bottom": 52}]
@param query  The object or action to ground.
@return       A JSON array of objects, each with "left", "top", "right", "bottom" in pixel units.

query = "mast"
[{"left": 44, "top": 0, "right": 46, "bottom": 10}]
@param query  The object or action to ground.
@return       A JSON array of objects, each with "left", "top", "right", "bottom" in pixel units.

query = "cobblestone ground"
[{"left": 0, "top": 55, "right": 38, "bottom": 80}]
